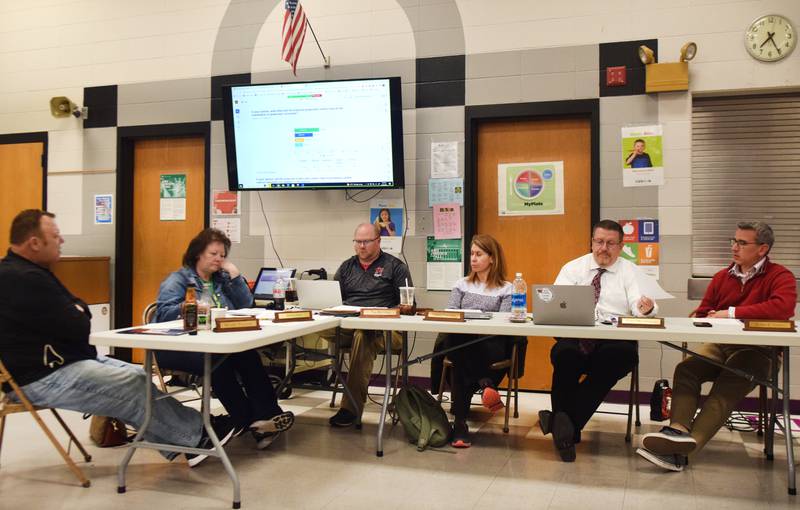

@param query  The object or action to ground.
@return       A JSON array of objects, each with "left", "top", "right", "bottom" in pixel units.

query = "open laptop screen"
[{"left": 252, "top": 267, "right": 296, "bottom": 300}]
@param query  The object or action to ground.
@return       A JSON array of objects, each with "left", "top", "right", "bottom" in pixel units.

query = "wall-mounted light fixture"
[
  {"left": 638, "top": 42, "right": 697, "bottom": 93},
  {"left": 49, "top": 96, "right": 89, "bottom": 119}
]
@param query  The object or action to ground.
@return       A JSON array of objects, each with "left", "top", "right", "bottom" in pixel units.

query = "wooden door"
[
  {"left": 476, "top": 117, "right": 592, "bottom": 390},
  {"left": 0, "top": 142, "right": 44, "bottom": 253},
  {"left": 131, "top": 137, "right": 205, "bottom": 361}
]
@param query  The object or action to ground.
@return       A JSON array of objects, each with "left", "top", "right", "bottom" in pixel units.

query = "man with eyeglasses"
[
  {"left": 637, "top": 221, "right": 796, "bottom": 472},
  {"left": 328, "top": 223, "right": 412, "bottom": 428},
  {"left": 538, "top": 219, "right": 657, "bottom": 462}
]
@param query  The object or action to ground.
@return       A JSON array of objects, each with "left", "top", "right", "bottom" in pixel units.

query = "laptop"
[
  {"left": 296, "top": 279, "right": 343, "bottom": 310},
  {"left": 252, "top": 267, "right": 296, "bottom": 303},
  {"left": 531, "top": 285, "right": 596, "bottom": 326}
]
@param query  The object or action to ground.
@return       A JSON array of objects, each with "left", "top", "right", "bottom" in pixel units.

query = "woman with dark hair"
[
  {"left": 156, "top": 228, "right": 293, "bottom": 455},
  {"left": 434, "top": 234, "right": 524, "bottom": 448},
  {"left": 373, "top": 208, "right": 396, "bottom": 236}
]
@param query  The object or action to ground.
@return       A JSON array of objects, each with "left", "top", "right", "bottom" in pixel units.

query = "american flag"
[{"left": 282, "top": 0, "right": 308, "bottom": 75}]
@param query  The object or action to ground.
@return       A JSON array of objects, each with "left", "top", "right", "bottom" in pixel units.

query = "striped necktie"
[{"left": 580, "top": 268, "right": 607, "bottom": 355}]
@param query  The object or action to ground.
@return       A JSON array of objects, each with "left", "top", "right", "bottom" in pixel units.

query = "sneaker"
[
  {"left": 481, "top": 386, "right": 504, "bottom": 413},
  {"left": 641, "top": 426, "right": 697, "bottom": 456},
  {"left": 329, "top": 408, "right": 357, "bottom": 428},
  {"left": 636, "top": 447, "right": 685, "bottom": 472},
  {"left": 249, "top": 411, "right": 295, "bottom": 434},
  {"left": 538, "top": 410, "right": 552, "bottom": 435},
  {"left": 252, "top": 430, "right": 281, "bottom": 450},
  {"left": 450, "top": 420, "right": 472, "bottom": 448},
  {"left": 552, "top": 412, "right": 576, "bottom": 462},
  {"left": 186, "top": 415, "right": 236, "bottom": 468}
]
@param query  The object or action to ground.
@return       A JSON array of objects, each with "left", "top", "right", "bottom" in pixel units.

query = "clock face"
[{"left": 745, "top": 14, "right": 796, "bottom": 62}]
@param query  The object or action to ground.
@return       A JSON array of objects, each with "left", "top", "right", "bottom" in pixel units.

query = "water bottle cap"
[{"left": 515, "top": 272, "right": 522, "bottom": 277}]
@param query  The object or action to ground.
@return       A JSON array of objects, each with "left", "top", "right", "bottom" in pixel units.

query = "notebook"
[
  {"left": 296, "top": 279, "right": 343, "bottom": 310},
  {"left": 252, "top": 267, "right": 296, "bottom": 301},
  {"left": 531, "top": 285, "right": 596, "bottom": 326}
]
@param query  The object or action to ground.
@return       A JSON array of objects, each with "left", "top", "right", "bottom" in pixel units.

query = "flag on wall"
[{"left": 282, "top": 0, "right": 308, "bottom": 75}]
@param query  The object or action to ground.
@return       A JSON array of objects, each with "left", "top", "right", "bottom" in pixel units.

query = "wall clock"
[{"left": 745, "top": 14, "right": 795, "bottom": 62}]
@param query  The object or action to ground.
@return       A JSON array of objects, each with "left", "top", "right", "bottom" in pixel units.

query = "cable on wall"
[{"left": 257, "top": 191, "right": 285, "bottom": 267}]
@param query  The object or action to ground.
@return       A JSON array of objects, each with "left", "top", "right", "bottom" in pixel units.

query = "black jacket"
[{"left": 0, "top": 250, "right": 96, "bottom": 387}]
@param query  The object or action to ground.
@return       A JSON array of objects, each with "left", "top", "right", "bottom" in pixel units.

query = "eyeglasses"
[
  {"left": 353, "top": 237, "right": 379, "bottom": 246},
  {"left": 591, "top": 238, "right": 621, "bottom": 248},
  {"left": 729, "top": 238, "right": 762, "bottom": 248}
]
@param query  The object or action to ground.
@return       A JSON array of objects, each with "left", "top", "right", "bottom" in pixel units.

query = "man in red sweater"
[{"left": 637, "top": 221, "right": 796, "bottom": 471}]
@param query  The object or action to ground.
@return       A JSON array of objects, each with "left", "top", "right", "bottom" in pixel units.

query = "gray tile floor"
[{"left": 1, "top": 388, "right": 797, "bottom": 509}]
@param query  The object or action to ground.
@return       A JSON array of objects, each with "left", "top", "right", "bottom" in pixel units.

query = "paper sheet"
[
  {"left": 635, "top": 268, "right": 674, "bottom": 300},
  {"left": 428, "top": 178, "right": 463, "bottom": 206},
  {"left": 426, "top": 262, "right": 462, "bottom": 290},
  {"left": 433, "top": 203, "right": 461, "bottom": 239},
  {"left": 211, "top": 217, "right": 241, "bottom": 243},
  {"left": 431, "top": 141, "right": 459, "bottom": 179}
]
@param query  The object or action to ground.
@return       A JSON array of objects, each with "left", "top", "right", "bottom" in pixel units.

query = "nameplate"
[
  {"left": 359, "top": 308, "right": 401, "bottom": 319},
  {"left": 617, "top": 316, "right": 665, "bottom": 329},
  {"left": 743, "top": 319, "right": 797, "bottom": 333},
  {"left": 213, "top": 316, "right": 261, "bottom": 332},
  {"left": 424, "top": 310, "right": 465, "bottom": 322},
  {"left": 273, "top": 310, "right": 314, "bottom": 323}
]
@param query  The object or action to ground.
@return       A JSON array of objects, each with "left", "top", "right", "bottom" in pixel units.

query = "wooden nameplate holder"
[
  {"left": 359, "top": 308, "right": 401, "bottom": 319},
  {"left": 424, "top": 310, "right": 465, "bottom": 322},
  {"left": 743, "top": 319, "right": 797, "bottom": 333},
  {"left": 213, "top": 316, "right": 261, "bottom": 332},
  {"left": 617, "top": 316, "right": 665, "bottom": 329},
  {"left": 273, "top": 310, "right": 314, "bottom": 323}
]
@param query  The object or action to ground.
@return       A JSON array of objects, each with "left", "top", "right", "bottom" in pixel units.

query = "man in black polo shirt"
[{"left": 329, "top": 223, "right": 412, "bottom": 427}]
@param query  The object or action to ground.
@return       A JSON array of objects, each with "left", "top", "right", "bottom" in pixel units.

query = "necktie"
[{"left": 580, "top": 268, "right": 607, "bottom": 354}]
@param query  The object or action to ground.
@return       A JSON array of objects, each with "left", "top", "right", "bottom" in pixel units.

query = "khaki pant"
[
  {"left": 317, "top": 328, "right": 403, "bottom": 416},
  {"left": 671, "top": 343, "right": 773, "bottom": 452}
]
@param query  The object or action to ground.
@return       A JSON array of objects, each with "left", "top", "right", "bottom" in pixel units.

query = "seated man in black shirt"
[
  {"left": 328, "top": 223, "right": 412, "bottom": 427},
  {"left": 0, "top": 209, "right": 233, "bottom": 467}
]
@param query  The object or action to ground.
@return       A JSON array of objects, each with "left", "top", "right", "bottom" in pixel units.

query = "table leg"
[
  {"left": 117, "top": 349, "right": 154, "bottom": 494},
  {"left": 401, "top": 332, "right": 408, "bottom": 388},
  {"left": 376, "top": 331, "right": 392, "bottom": 457},
  {"left": 202, "top": 354, "right": 241, "bottom": 509},
  {"left": 765, "top": 349, "right": 779, "bottom": 460},
  {"left": 782, "top": 348, "right": 796, "bottom": 495}
]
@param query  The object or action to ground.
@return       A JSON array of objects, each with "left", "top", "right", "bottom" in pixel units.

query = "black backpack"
[{"left": 394, "top": 385, "right": 452, "bottom": 451}]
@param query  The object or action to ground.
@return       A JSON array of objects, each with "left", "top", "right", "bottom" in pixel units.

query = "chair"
[
  {"left": 143, "top": 302, "right": 168, "bottom": 392},
  {"left": 437, "top": 337, "right": 523, "bottom": 434},
  {"left": 0, "top": 358, "right": 92, "bottom": 487},
  {"left": 328, "top": 330, "right": 408, "bottom": 412}
]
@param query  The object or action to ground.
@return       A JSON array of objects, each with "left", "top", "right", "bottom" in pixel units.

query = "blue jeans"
[{"left": 10, "top": 356, "right": 203, "bottom": 458}]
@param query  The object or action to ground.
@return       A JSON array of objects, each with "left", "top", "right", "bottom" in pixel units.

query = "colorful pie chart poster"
[{"left": 497, "top": 161, "right": 564, "bottom": 216}]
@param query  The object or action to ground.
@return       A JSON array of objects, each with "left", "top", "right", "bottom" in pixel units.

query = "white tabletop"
[
  {"left": 339, "top": 314, "right": 800, "bottom": 348},
  {"left": 89, "top": 315, "right": 340, "bottom": 353}
]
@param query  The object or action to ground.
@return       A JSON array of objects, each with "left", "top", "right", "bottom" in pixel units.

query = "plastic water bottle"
[
  {"left": 273, "top": 278, "right": 286, "bottom": 311},
  {"left": 510, "top": 272, "right": 527, "bottom": 323}
]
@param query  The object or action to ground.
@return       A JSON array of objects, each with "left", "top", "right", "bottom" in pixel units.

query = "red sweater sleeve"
[
  {"left": 734, "top": 267, "right": 797, "bottom": 320},
  {"left": 694, "top": 271, "right": 725, "bottom": 318}
]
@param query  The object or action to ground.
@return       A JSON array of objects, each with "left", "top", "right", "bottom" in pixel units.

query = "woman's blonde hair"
[{"left": 466, "top": 233, "right": 507, "bottom": 289}]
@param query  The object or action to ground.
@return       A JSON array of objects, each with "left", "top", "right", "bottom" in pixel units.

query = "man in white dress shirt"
[{"left": 538, "top": 220, "right": 657, "bottom": 462}]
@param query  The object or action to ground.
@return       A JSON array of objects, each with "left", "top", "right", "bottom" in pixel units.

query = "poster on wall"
[
  {"left": 426, "top": 237, "right": 462, "bottom": 290},
  {"left": 428, "top": 178, "right": 464, "bottom": 206},
  {"left": 212, "top": 190, "right": 240, "bottom": 215},
  {"left": 212, "top": 217, "right": 241, "bottom": 243},
  {"left": 498, "top": 161, "right": 564, "bottom": 216},
  {"left": 619, "top": 219, "right": 660, "bottom": 279},
  {"left": 94, "top": 194, "right": 113, "bottom": 224},
  {"left": 369, "top": 198, "right": 404, "bottom": 254},
  {"left": 431, "top": 141, "right": 459, "bottom": 179},
  {"left": 159, "top": 173, "right": 187, "bottom": 221},
  {"left": 621, "top": 125, "right": 664, "bottom": 187},
  {"left": 433, "top": 203, "right": 461, "bottom": 239}
]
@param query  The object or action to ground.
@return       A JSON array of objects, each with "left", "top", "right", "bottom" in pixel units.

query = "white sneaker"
[
  {"left": 636, "top": 447, "right": 685, "bottom": 472},
  {"left": 249, "top": 411, "right": 295, "bottom": 434}
]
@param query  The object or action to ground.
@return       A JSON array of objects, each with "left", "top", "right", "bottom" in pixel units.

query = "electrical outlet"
[{"left": 606, "top": 66, "right": 626, "bottom": 86}]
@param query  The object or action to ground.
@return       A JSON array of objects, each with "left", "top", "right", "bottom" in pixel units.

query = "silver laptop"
[
  {"left": 531, "top": 285, "right": 595, "bottom": 326},
  {"left": 296, "top": 279, "right": 343, "bottom": 310}
]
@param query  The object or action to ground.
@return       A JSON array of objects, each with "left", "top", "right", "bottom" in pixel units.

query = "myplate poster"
[{"left": 498, "top": 161, "right": 564, "bottom": 216}]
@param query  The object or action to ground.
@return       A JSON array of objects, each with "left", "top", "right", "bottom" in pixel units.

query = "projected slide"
[{"left": 231, "top": 79, "right": 396, "bottom": 189}]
